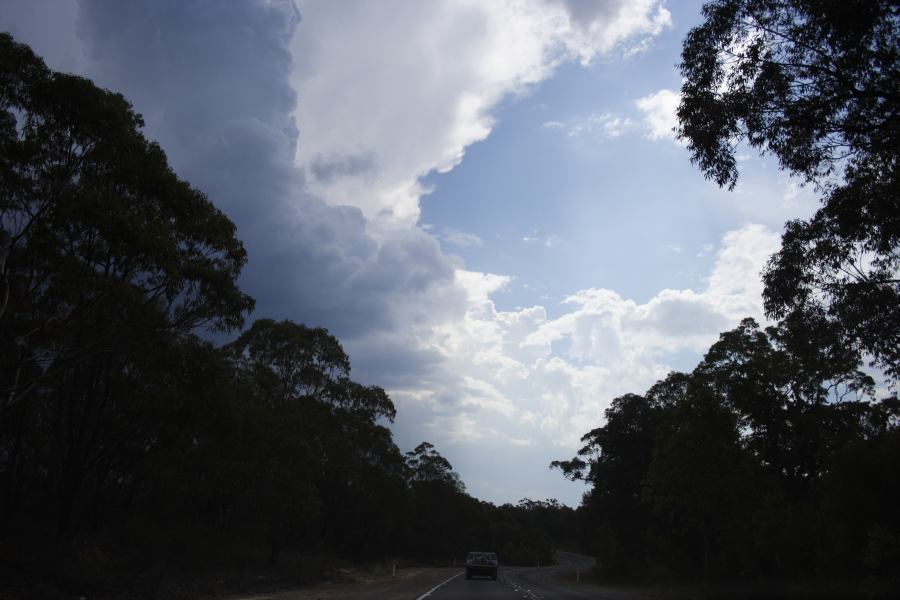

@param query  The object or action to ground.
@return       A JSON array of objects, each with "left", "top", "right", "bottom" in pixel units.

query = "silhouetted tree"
[
  {"left": 405, "top": 441, "right": 466, "bottom": 492},
  {"left": 677, "top": 0, "right": 900, "bottom": 380},
  {"left": 695, "top": 318, "right": 875, "bottom": 495},
  {"left": 554, "top": 317, "right": 899, "bottom": 587},
  {"left": 819, "top": 430, "right": 900, "bottom": 592},
  {"left": 0, "top": 32, "right": 254, "bottom": 536},
  {"left": 0, "top": 36, "right": 580, "bottom": 596},
  {"left": 225, "top": 318, "right": 405, "bottom": 559},
  {"left": 643, "top": 383, "right": 756, "bottom": 584},
  {"left": 552, "top": 393, "right": 662, "bottom": 578},
  {"left": 678, "top": 0, "right": 898, "bottom": 187}
]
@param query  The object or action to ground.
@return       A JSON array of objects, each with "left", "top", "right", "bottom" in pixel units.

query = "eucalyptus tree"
[
  {"left": 677, "top": 0, "right": 899, "bottom": 379},
  {"left": 0, "top": 33, "right": 254, "bottom": 534},
  {"left": 226, "top": 318, "right": 406, "bottom": 557}
]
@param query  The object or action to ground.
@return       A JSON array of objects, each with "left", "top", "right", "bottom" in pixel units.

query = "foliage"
[
  {"left": 0, "top": 35, "right": 577, "bottom": 595},
  {"left": 554, "top": 319, "right": 899, "bottom": 587},
  {"left": 677, "top": 0, "right": 900, "bottom": 380},
  {"left": 678, "top": 0, "right": 898, "bottom": 188},
  {"left": 563, "top": 5, "right": 900, "bottom": 587},
  {"left": 405, "top": 441, "right": 466, "bottom": 492},
  {"left": 552, "top": 392, "right": 661, "bottom": 578},
  {"left": 763, "top": 165, "right": 900, "bottom": 380},
  {"left": 0, "top": 31, "right": 255, "bottom": 538}
]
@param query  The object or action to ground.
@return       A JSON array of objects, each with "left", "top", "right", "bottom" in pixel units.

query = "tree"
[
  {"left": 552, "top": 392, "right": 663, "bottom": 578},
  {"left": 643, "top": 385, "right": 756, "bottom": 583},
  {"left": 226, "top": 318, "right": 396, "bottom": 420},
  {"left": 0, "top": 33, "right": 254, "bottom": 535},
  {"left": 0, "top": 33, "right": 254, "bottom": 410},
  {"left": 225, "top": 318, "right": 406, "bottom": 558},
  {"left": 678, "top": 0, "right": 898, "bottom": 188},
  {"left": 694, "top": 318, "right": 876, "bottom": 494},
  {"left": 819, "top": 430, "right": 900, "bottom": 591},
  {"left": 405, "top": 441, "right": 465, "bottom": 493},
  {"left": 554, "top": 312, "right": 900, "bottom": 584},
  {"left": 763, "top": 169, "right": 900, "bottom": 380},
  {"left": 677, "top": 0, "right": 899, "bottom": 379}
]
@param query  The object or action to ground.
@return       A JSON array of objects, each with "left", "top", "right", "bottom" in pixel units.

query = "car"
[{"left": 465, "top": 551, "right": 498, "bottom": 580}]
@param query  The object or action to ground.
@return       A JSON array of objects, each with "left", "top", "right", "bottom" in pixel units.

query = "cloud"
[
  {"left": 543, "top": 112, "right": 633, "bottom": 139},
  {"left": 410, "top": 224, "right": 782, "bottom": 456},
  {"left": 438, "top": 227, "right": 483, "bottom": 248},
  {"left": 459, "top": 376, "right": 517, "bottom": 417},
  {"left": 39, "top": 0, "right": 476, "bottom": 349},
  {"left": 576, "top": 113, "right": 632, "bottom": 139},
  {"left": 636, "top": 88, "right": 681, "bottom": 142},
  {"left": 2, "top": 0, "right": 85, "bottom": 74},
  {"left": 309, "top": 151, "right": 377, "bottom": 184},
  {"left": 2, "top": 1, "right": 730, "bottom": 506},
  {"left": 557, "top": 0, "right": 673, "bottom": 60},
  {"left": 3, "top": 0, "right": 673, "bottom": 352},
  {"left": 426, "top": 414, "right": 489, "bottom": 444},
  {"left": 291, "top": 0, "right": 672, "bottom": 229},
  {"left": 522, "top": 232, "right": 563, "bottom": 248}
]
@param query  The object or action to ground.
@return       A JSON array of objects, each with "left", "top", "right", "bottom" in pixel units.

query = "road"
[{"left": 422, "top": 551, "right": 638, "bottom": 600}]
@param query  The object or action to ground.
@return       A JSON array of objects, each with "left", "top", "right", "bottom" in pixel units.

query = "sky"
[{"left": 2, "top": 0, "right": 820, "bottom": 507}]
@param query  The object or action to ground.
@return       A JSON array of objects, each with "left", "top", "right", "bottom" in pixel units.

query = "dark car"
[{"left": 465, "top": 551, "right": 498, "bottom": 580}]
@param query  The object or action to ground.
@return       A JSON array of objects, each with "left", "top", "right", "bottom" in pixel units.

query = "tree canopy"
[
  {"left": 0, "top": 32, "right": 255, "bottom": 417},
  {"left": 677, "top": 0, "right": 899, "bottom": 380},
  {"left": 405, "top": 441, "right": 467, "bottom": 492},
  {"left": 678, "top": 0, "right": 898, "bottom": 188},
  {"left": 554, "top": 319, "right": 899, "bottom": 589},
  {"left": 0, "top": 35, "right": 577, "bottom": 597},
  {"left": 0, "top": 30, "right": 255, "bottom": 537},
  {"left": 556, "top": 2, "right": 898, "bottom": 591}
]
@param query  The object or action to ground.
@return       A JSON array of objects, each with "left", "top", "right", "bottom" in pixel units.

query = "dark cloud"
[
  {"left": 309, "top": 151, "right": 377, "bottom": 184},
  {"left": 2, "top": 0, "right": 84, "bottom": 73},
  {"left": 343, "top": 333, "right": 447, "bottom": 388},
  {"left": 559, "top": 0, "right": 622, "bottom": 28},
  {"left": 59, "top": 0, "right": 466, "bottom": 354}
]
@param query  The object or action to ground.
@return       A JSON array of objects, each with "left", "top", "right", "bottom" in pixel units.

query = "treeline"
[
  {"left": 553, "top": 318, "right": 899, "bottom": 589},
  {"left": 554, "top": 0, "right": 899, "bottom": 594},
  {"left": 0, "top": 32, "right": 573, "bottom": 594}
]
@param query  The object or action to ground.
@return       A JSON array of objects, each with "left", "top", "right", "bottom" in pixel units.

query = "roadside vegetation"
[
  {"left": 2, "top": 0, "right": 897, "bottom": 598},
  {"left": 0, "top": 33, "right": 575, "bottom": 598},
  {"left": 554, "top": 0, "right": 899, "bottom": 596}
]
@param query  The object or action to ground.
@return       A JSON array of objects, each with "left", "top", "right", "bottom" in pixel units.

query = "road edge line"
[{"left": 413, "top": 570, "right": 463, "bottom": 600}]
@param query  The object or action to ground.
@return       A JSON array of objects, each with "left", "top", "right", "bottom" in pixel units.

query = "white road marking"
[
  {"left": 506, "top": 574, "right": 543, "bottom": 600},
  {"left": 414, "top": 571, "right": 464, "bottom": 600}
]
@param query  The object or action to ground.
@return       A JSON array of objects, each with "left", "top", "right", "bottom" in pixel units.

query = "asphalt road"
[{"left": 423, "top": 551, "right": 627, "bottom": 600}]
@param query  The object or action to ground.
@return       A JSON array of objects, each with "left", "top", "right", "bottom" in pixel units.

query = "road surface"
[{"left": 422, "top": 551, "right": 638, "bottom": 600}]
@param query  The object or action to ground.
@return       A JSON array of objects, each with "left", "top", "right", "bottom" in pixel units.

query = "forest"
[
  {"left": 553, "top": 0, "right": 899, "bottom": 595},
  {"left": 0, "top": 32, "right": 576, "bottom": 597},
  {"left": 1, "top": 0, "right": 898, "bottom": 598}
]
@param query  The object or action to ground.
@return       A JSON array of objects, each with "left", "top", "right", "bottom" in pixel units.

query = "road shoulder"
[{"left": 229, "top": 566, "right": 461, "bottom": 600}]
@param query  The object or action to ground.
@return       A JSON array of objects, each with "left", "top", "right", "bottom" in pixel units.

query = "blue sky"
[{"left": 3, "top": 0, "right": 819, "bottom": 506}]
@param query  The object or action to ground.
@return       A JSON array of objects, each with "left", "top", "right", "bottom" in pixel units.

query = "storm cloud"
[
  {"left": 65, "top": 0, "right": 467, "bottom": 344},
  {"left": 1, "top": 0, "right": 787, "bottom": 506}
]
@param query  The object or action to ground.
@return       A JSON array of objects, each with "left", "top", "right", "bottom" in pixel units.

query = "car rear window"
[{"left": 468, "top": 552, "right": 497, "bottom": 561}]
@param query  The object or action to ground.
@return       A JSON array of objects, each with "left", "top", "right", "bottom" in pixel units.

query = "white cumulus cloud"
[
  {"left": 543, "top": 112, "right": 633, "bottom": 139},
  {"left": 291, "top": 0, "right": 672, "bottom": 229},
  {"left": 636, "top": 88, "right": 681, "bottom": 142},
  {"left": 406, "top": 223, "right": 782, "bottom": 455}
]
